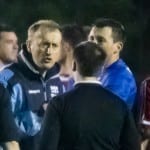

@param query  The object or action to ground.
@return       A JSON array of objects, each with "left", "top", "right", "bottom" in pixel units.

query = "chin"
[{"left": 43, "top": 63, "right": 54, "bottom": 69}]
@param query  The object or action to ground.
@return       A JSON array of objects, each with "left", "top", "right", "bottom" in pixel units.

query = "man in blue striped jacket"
[{"left": 0, "top": 19, "right": 65, "bottom": 150}]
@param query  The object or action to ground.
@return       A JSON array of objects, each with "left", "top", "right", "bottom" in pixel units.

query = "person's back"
[
  {"left": 39, "top": 41, "right": 140, "bottom": 150},
  {"left": 48, "top": 83, "right": 138, "bottom": 150}
]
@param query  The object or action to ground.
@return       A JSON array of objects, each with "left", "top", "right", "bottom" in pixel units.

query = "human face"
[
  {"left": 88, "top": 26, "right": 119, "bottom": 58},
  {"left": 0, "top": 32, "right": 18, "bottom": 64},
  {"left": 27, "top": 29, "right": 62, "bottom": 71}
]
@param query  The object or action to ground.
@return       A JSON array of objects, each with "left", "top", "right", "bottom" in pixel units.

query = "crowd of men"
[{"left": 0, "top": 18, "right": 148, "bottom": 150}]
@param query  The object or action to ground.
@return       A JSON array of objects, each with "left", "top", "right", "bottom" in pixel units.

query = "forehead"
[
  {"left": 32, "top": 29, "right": 62, "bottom": 43},
  {"left": 0, "top": 31, "right": 17, "bottom": 40},
  {"left": 90, "top": 26, "right": 113, "bottom": 38}
]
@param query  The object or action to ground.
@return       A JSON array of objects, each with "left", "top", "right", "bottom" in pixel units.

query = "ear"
[
  {"left": 113, "top": 41, "right": 123, "bottom": 54},
  {"left": 117, "top": 41, "right": 123, "bottom": 51},
  {"left": 26, "top": 40, "right": 31, "bottom": 53},
  {"left": 62, "top": 41, "right": 71, "bottom": 52},
  {"left": 72, "top": 61, "right": 77, "bottom": 72}
]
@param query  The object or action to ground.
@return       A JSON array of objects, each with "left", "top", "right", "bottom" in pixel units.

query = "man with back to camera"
[
  {"left": 0, "top": 19, "right": 65, "bottom": 150},
  {"left": 38, "top": 41, "right": 140, "bottom": 150},
  {"left": 88, "top": 18, "right": 137, "bottom": 109}
]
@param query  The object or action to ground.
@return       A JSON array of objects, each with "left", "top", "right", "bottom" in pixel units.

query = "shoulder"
[
  {"left": 107, "top": 60, "right": 135, "bottom": 82},
  {"left": 0, "top": 66, "right": 15, "bottom": 87}
]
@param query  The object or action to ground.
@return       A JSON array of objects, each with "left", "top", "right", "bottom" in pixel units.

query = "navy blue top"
[{"left": 0, "top": 49, "right": 65, "bottom": 138}]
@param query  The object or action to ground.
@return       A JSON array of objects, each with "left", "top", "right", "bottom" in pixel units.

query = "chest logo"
[
  {"left": 50, "top": 86, "right": 59, "bottom": 97},
  {"left": 28, "top": 89, "right": 40, "bottom": 94}
]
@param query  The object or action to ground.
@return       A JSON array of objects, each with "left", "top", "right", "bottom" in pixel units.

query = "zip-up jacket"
[{"left": 0, "top": 48, "right": 65, "bottom": 138}]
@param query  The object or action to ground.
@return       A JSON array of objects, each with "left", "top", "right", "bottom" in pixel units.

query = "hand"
[
  {"left": 141, "top": 125, "right": 150, "bottom": 139},
  {"left": 42, "top": 103, "right": 48, "bottom": 111},
  {"left": 4, "top": 141, "right": 20, "bottom": 150}
]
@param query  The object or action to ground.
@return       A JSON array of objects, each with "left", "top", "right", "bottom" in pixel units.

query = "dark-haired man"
[
  {"left": 0, "top": 23, "right": 19, "bottom": 150},
  {"left": 88, "top": 18, "right": 137, "bottom": 109},
  {"left": 59, "top": 24, "right": 86, "bottom": 91},
  {"left": 0, "top": 23, "right": 18, "bottom": 71},
  {"left": 38, "top": 41, "right": 140, "bottom": 150}
]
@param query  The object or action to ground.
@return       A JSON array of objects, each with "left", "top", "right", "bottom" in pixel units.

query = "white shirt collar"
[{"left": 74, "top": 80, "right": 102, "bottom": 86}]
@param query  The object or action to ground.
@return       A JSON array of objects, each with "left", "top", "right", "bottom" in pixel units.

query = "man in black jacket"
[{"left": 39, "top": 41, "right": 140, "bottom": 150}]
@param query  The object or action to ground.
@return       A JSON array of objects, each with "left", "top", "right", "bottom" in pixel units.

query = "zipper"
[{"left": 40, "top": 78, "right": 47, "bottom": 102}]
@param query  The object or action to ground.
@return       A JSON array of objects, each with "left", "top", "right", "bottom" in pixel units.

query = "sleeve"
[
  {"left": 38, "top": 96, "right": 61, "bottom": 150},
  {"left": 0, "top": 84, "right": 21, "bottom": 142},
  {"left": 119, "top": 109, "right": 141, "bottom": 150}
]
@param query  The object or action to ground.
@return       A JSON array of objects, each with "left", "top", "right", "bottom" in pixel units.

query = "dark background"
[{"left": 0, "top": 0, "right": 150, "bottom": 81}]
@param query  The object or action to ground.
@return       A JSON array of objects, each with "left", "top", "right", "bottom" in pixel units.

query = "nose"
[
  {"left": 14, "top": 42, "right": 19, "bottom": 51},
  {"left": 46, "top": 46, "right": 52, "bottom": 55}
]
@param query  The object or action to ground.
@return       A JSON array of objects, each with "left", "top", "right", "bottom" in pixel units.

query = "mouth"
[{"left": 43, "top": 57, "right": 52, "bottom": 63}]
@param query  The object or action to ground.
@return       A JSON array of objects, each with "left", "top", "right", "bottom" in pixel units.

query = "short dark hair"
[
  {"left": 73, "top": 41, "right": 106, "bottom": 76},
  {"left": 61, "top": 24, "right": 86, "bottom": 49},
  {"left": 94, "top": 18, "right": 126, "bottom": 44},
  {"left": 0, "top": 23, "right": 15, "bottom": 38}
]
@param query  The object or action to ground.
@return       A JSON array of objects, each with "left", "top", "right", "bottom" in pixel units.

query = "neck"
[
  {"left": 59, "top": 63, "right": 72, "bottom": 77},
  {"left": 74, "top": 71, "right": 98, "bottom": 83},
  {"left": 104, "top": 55, "right": 119, "bottom": 67},
  {"left": 59, "top": 54, "right": 73, "bottom": 77},
  {"left": 0, "top": 61, "right": 10, "bottom": 71}
]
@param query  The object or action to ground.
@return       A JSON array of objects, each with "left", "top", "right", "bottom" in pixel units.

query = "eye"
[
  {"left": 96, "top": 36, "right": 105, "bottom": 43},
  {"left": 40, "top": 42, "right": 50, "bottom": 49},
  {"left": 52, "top": 43, "right": 58, "bottom": 48},
  {"left": 6, "top": 40, "right": 14, "bottom": 44}
]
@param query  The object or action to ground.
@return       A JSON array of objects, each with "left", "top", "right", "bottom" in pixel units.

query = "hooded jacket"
[{"left": 0, "top": 47, "right": 65, "bottom": 137}]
